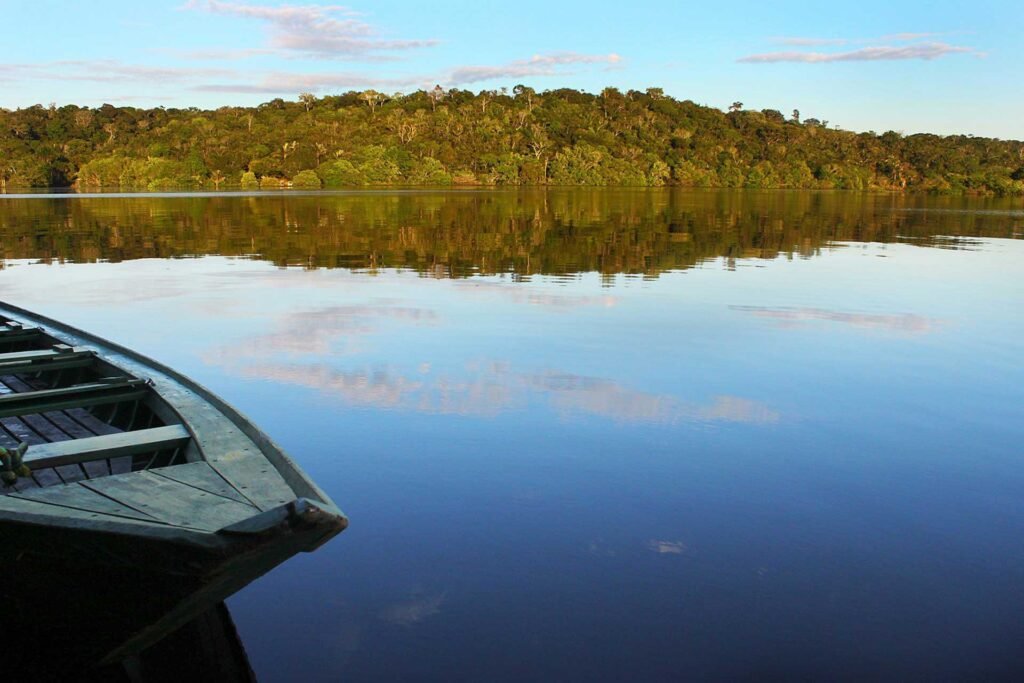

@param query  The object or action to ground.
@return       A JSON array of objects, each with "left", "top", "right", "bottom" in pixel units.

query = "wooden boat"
[{"left": 0, "top": 301, "right": 347, "bottom": 663}]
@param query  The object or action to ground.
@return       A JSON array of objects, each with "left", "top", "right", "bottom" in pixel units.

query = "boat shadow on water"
[{"left": 2, "top": 552, "right": 256, "bottom": 681}]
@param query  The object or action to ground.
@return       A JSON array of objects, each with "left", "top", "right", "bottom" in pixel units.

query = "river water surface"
[{"left": 1, "top": 189, "right": 1023, "bottom": 680}]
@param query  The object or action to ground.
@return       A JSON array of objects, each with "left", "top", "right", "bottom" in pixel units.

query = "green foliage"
[
  {"left": 0, "top": 89, "right": 1021, "bottom": 195},
  {"left": 352, "top": 145, "right": 402, "bottom": 184},
  {"left": 291, "top": 169, "right": 322, "bottom": 189},
  {"left": 407, "top": 157, "right": 452, "bottom": 185},
  {"left": 550, "top": 144, "right": 605, "bottom": 185},
  {"left": 240, "top": 171, "right": 259, "bottom": 189},
  {"left": 317, "top": 159, "right": 364, "bottom": 187}
]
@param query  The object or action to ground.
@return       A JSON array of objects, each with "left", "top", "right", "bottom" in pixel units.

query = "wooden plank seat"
[
  {"left": 0, "top": 347, "right": 85, "bottom": 364},
  {"left": 0, "top": 326, "right": 46, "bottom": 344},
  {"left": 0, "top": 355, "right": 96, "bottom": 377},
  {"left": 0, "top": 378, "right": 148, "bottom": 419},
  {"left": 0, "top": 347, "right": 95, "bottom": 371},
  {"left": 22, "top": 425, "right": 191, "bottom": 470}
]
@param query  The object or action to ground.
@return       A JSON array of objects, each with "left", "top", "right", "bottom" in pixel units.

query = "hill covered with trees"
[{"left": 2, "top": 87, "right": 1022, "bottom": 194}]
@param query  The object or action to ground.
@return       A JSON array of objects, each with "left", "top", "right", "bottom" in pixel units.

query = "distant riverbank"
[{"left": 3, "top": 89, "right": 1022, "bottom": 196}]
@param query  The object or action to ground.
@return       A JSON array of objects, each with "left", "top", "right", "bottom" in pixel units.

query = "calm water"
[{"left": 2, "top": 189, "right": 1024, "bottom": 680}]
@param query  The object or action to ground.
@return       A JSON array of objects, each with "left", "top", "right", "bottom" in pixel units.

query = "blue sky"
[{"left": 3, "top": 0, "right": 1022, "bottom": 138}]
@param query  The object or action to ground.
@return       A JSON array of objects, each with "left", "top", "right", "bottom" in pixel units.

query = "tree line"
[{"left": 1, "top": 87, "right": 1022, "bottom": 195}]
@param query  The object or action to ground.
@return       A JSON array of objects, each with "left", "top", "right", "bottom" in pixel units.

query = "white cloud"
[
  {"left": 183, "top": 0, "right": 437, "bottom": 59},
  {"left": 447, "top": 52, "right": 623, "bottom": 86},
  {"left": 191, "top": 51, "right": 625, "bottom": 94},
  {"left": 0, "top": 60, "right": 236, "bottom": 84},
  {"left": 772, "top": 32, "right": 950, "bottom": 47},
  {"left": 773, "top": 37, "right": 850, "bottom": 47},
  {"left": 739, "top": 41, "right": 979, "bottom": 64},
  {"left": 193, "top": 71, "right": 423, "bottom": 93}
]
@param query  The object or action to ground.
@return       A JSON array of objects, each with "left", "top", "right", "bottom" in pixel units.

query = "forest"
[{"left": 1, "top": 87, "right": 1022, "bottom": 194}]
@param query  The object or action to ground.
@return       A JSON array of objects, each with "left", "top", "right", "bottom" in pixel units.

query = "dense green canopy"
[{"left": 2, "top": 88, "right": 1022, "bottom": 194}]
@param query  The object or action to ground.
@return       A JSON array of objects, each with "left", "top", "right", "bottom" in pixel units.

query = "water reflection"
[
  {"left": 647, "top": 540, "right": 688, "bottom": 555},
  {"left": 379, "top": 592, "right": 447, "bottom": 627},
  {"left": 730, "top": 305, "right": 942, "bottom": 334},
  {"left": 214, "top": 305, "right": 439, "bottom": 357},
  {"left": 1, "top": 191, "right": 1023, "bottom": 680},
  {"left": 217, "top": 357, "right": 778, "bottom": 424},
  {"left": 2, "top": 551, "right": 256, "bottom": 681},
  {"left": 1, "top": 189, "right": 1020, "bottom": 275}
]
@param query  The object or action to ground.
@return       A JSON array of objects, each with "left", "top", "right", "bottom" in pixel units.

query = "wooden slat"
[
  {"left": 0, "top": 394, "right": 114, "bottom": 483},
  {"left": 10, "top": 482, "right": 161, "bottom": 522},
  {"left": 0, "top": 491, "right": 213, "bottom": 540},
  {"left": 0, "top": 356, "right": 94, "bottom": 377},
  {"left": 0, "top": 379, "right": 147, "bottom": 418},
  {"left": 54, "top": 464, "right": 88, "bottom": 484},
  {"left": 65, "top": 407, "right": 120, "bottom": 436},
  {"left": 0, "top": 349, "right": 89, "bottom": 365},
  {"left": 33, "top": 409, "right": 110, "bottom": 478},
  {"left": 150, "top": 462, "right": 254, "bottom": 505},
  {"left": 109, "top": 456, "right": 133, "bottom": 475},
  {"left": 0, "top": 327, "right": 45, "bottom": 343},
  {"left": 150, "top": 382, "right": 296, "bottom": 510},
  {"left": 81, "top": 471, "right": 257, "bottom": 531},
  {"left": 31, "top": 468, "right": 63, "bottom": 487},
  {"left": 59, "top": 406, "right": 131, "bottom": 473},
  {"left": 23, "top": 425, "right": 191, "bottom": 470},
  {"left": 0, "top": 416, "right": 45, "bottom": 445},
  {"left": 9, "top": 477, "right": 40, "bottom": 491},
  {"left": 18, "top": 412, "right": 71, "bottom": 442}
]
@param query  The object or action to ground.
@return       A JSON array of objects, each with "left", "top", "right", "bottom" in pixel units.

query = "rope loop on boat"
[{"left": 0, "top": 443, "right": 30, "bottom": 485}]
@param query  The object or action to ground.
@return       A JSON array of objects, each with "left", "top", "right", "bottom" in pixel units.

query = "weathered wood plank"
[
  {"left": 15, "top": 411, "right": 88, "bottom": 485},
  {"left": 0, "top": 416, "right": 45, "bottom": 445},
  {"left": 150, "top": 462, "right": 255, "bottom": 505},
  {"left": 54, "top": 464, "right": 88, "bottom": 484},
  {"left": 65, "top": 407, "right": 121, "bottom": 436},
  {"left": 0, "top": 348, "right": 90, "bottom": 365},
  {"left": 0, "top": 356, "right": 95, "bottom": 377},
  {"left": 0, "top": 492, "right": 223, "bottom": 542},
  {"left": 10, "top": 482, "right": 161, "bottom": 522},
  {"left": 81, "top": 472, "right": 257, "bottom": 531},
  {"left": 23, "top": 425, "right": 191, "bottom": 470},
  {"left": 109, "top": 456, "right": 133, "bottom": 475},
  {"left": 9, "top": 477, "right": 40, "bottom": 491},
  {"left": 31, "top": 467, "right": 63, "bottom": 487},
  {"left": 38, "top": 410, "right": 94, "bottom": 440},
  {"left": 18, "top": 412, "right": 71, "bottom": 443},
  {"left": 146, "top": 383, "right": 296, "bottom": 510},
  {"left": 0, "top": 327, "right": 46, "bottom": 344},
  {"left": 0, "top": 380, "right": 147, "bottom": 419},
  {"left": 62, "top": 407, "right": 128, "bottom": 474},
  {"left": 22, "top": 404, "right": 112, "bottom": 479},
  {"left": 1, "top": 377, "right": 98, "bottom": 444}
]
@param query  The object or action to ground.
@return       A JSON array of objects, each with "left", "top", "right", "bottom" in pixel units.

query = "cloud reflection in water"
[
  {"left": 224, "top": 360, "right": 778, "bottom": 424},
  {"left": 730, "top": 305, "right": 941, "bottom": 334}
]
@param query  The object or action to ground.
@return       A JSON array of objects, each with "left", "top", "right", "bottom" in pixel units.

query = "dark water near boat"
[{"left": 1, "top": 189, "right": 1023, "bottom": 680}]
